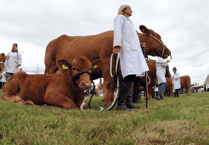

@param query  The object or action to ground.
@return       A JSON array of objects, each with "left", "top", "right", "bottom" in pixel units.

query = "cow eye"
[
  {"left": 76, "top": 68, "right": 79, "bottom": 71},
  {"left": 73, "top": 67, "right": 76, "bottom": 70}
]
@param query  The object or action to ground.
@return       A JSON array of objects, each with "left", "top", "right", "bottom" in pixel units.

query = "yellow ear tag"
[
  {"left": 62, "top": 64, "right": 68, "bottom": 69},
  {"left": 93, "top": 65, "right": 97, "bottom": 68}
]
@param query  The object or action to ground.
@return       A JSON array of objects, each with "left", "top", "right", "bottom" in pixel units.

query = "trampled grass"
[{"left": 0, "top": 89, "right": 209, "bottom": 145}]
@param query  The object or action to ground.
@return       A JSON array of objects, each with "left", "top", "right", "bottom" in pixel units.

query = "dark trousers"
[
  {"left": 0, "top": 82, "right": 5, "bottom": 89},
  {"left": 6, "top": 72, "right": 14, "bottom": 80},
  {"left": 174, "top": 89, "right": 179, "bottom": 97},
  {"left": 123, "top": 75, "right": 136, "bottom": 82}
]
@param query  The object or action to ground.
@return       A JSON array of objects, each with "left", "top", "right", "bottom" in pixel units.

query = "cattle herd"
[{"left": 0, "top": 25, "right": 192, "bottom": 110}]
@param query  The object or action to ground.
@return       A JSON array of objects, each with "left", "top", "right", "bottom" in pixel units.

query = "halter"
[
  {"left": 69, "top": 69, "right": 92, "bottom": 88},
  {"left": 148, "top": 35, "right": 166, "bottom": 58},
  {"left": 68, "top": 68, "right": 103, "bottom": 112}
]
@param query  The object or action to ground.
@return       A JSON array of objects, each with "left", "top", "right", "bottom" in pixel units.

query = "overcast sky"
[{"left": 0, "top": 0, "right": 209, "bottom": 85}]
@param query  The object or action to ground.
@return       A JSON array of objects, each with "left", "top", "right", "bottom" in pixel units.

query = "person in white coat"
[
  {"left": 5, "top": 43, "right": 22, "bottom": 79},
  {"left": 0, "top": 68, "right": 6, "bottom": 89},
  {"left": 172, "top": 67, "right": 181, "bottom": 97},
  {"left": 113, "top": 5, "right": 149, "bottom": 110},
  {"left": 155, "top": 57, "right": 169, "bottom": 100}
]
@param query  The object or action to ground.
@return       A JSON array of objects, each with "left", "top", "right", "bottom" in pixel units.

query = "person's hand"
[
  {"left": 141, "top": 42, "right": 146, "bottom": 49},
  {"left": 17, "top": 64, "right": 21, "bottom": 67},
  {"left": 113, "top": 46, "right": 121, "bottom": 55},
  {"left": 166, "top": 60, "right": 170, "bottom": 62}
]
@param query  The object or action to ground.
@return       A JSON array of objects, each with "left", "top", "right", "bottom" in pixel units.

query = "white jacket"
[
  {"left": 156, "top": 57, "right": 168, "bottom": 84},
  {"left": 113, "top": 15, "right": 149, "bottom": 78},
  {"left": 5, "top": 51, "right": 22, "bottom": 73},
  {"left": 173, "top": 71, "right": 181, "bottom": 89},
  {"left": 0, "top": 71, "right": 6, "bottom": 82}
]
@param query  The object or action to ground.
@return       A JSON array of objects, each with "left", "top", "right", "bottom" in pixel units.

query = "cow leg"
[
  {"left": 44, "top": 93, "right": 78, "bottom": 109},
  {"left": 102, "top": 62, "right": 115, "bottom": 105},
  {"left": 102, "top": 80, "right": 115, "bottom": 105},
  {"left": 1, "top": 78, "right": 25, "bottom": 104}
]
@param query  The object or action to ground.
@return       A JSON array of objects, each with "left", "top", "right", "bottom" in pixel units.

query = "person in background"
[
  {"left": 113, "top": 5, "right": 149, "bottom": 110},
  {"left": 0, "top": 67, "right": 6, "bottom": 89},
  {"left": 155, "top": 57, "right": 169, "bottom": 100},
  {"left": 172, "top": 67, "right": 181, "bottom": 97},
  {"left": 5, "top": 43, "right": 22, "bottom": 79}
]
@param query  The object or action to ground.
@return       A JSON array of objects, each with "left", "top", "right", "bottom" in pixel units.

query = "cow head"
[
  {"left": 139, "top": 25, "right": 171, "bottom": 59},
  {"left": 58, "top": 56, "right": 93, "bottom": 90}
]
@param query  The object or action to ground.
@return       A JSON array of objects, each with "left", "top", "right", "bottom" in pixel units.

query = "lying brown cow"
[
  {"left": 44, "top": 25, "right": 171, "bottom": 105},
  {"left": 1, "top": 56, "right": 100, "bottom": 109},
  {"left": 180, "top": 75, "right": 191, "bottom": 96}
]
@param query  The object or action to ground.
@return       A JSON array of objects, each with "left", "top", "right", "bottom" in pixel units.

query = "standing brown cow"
[
  {"left": 164, "top": 78, "right": 173, "bottom": 97},
  {"left": 1, "top": 56, "right": 99, "bottom": 109},
  {"left": 180, "top": 75, "right": 191, "bottom": 96},
  {"left": 44, "top": 25, "right": 171, "bottom": 105}
]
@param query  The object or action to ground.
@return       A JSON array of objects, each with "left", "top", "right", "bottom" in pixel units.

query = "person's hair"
[
  {"left": 173, "top": 67, "right": 177, "bottom": 71},
  {"left": 13, "top": 43, "right": 18, "bottom": 47},
  {"left": 118, "top": 5, "right": 130, "bottom": 15}
]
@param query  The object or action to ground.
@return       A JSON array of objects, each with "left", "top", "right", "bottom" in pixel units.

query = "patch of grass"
[{"left": 0, "top": 89, "right": 209, "bottom": 144}]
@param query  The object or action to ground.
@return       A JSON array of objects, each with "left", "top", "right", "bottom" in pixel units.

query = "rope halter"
[{"left": 148, "top": 35, "right": 166, "bottom": 58}]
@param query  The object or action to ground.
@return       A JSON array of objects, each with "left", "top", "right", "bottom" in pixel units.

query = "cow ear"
[
  {"left": 58, "top": 59, "right": 71, "bottom": 72},
  {"left": 139, "top": 25, "right": 149, "bottom": 34},
  {"left": 91, "top": 59, "right": 102, "bottom": 69}
]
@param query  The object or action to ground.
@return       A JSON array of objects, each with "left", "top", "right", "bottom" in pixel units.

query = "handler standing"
[
  {"left": 155, "top": 57, "right": 169, "bottom": 100},
  {"left": 113, "top": 5, "right": 149, "bottom": 110},
  {"left": 172, "top": 67, "right": 181, "bottom": 97},
  {"left": 5, "top": 43, "right": 22, "bottom": 79}
]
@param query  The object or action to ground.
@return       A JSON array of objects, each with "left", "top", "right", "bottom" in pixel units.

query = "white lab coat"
[
  {"left": 156, "top": 57, "right": 168, "bottom": 84},
  {"left": 113, "top": 15, "right": 149, "bottom": 78},
  {"left": 5, "top": 51, "right": 22, "bottom": 73},
  {"left": 173, "top": 71, "right": 181, "bottom": 89},
  {"left": 0, "top": 71, "right": 6, "bottom": 82}
]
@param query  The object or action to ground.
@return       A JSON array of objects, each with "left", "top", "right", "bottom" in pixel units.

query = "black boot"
[
  {"left": 123, "top": 82, "right": 139, "bottom": 109},
  {"left": 160, "top": 93, "right": 165, "bottom": 99},
  {"left": 155, "top": 93, "right": 161, "bottom": 100},
  {"left": 116, "top": 83, "right": 129, "bottom": 110},
  {"left": 132, "top": 78, "right": 142, "bottom": 103}
]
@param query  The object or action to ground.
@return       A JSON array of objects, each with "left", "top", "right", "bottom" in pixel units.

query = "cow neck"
[{"left": 65, "top": 70, "right": 83, "bottom": 92}]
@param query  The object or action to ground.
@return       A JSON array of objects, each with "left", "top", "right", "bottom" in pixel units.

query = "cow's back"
[
  {"left": 180, "top": 75, "right": 191, "bottom": 88},
  {"left": 45, "top": 31, "right": 114, "bottom": 74}
]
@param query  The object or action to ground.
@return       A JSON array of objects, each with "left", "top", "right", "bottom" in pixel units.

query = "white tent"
[{"left": 204, "top": 75, "right": 209, "bottom": 84}]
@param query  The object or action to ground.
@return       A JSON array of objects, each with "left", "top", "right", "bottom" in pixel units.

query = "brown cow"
[
  {"left": 1, "top": 56, "right": 100, "bottom": 109},
  {"left": 164, "top": 78, "right": 173, "bottom": 97},
  {"left": 44, "top": 25, "right": 171, "bottom": 105},
  {"left": 180, "top": 75, "right": 191, "bottom": 96},
  {"left": 0, "top": 53, "right": 6, "bottom": 79}
]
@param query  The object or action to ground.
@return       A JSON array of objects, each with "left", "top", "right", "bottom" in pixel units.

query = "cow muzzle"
[{"left": 83, "top": 82, "right": 91, "bottom": 90}]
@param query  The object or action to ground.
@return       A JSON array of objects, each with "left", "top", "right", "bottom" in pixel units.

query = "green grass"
[{"left": 0, "top": 89, "right": 209, "bottom": 145}]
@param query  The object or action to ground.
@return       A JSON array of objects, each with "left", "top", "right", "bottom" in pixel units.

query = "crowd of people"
[{"left": 0, "top": 43, "right": 22, "bottom": 89}]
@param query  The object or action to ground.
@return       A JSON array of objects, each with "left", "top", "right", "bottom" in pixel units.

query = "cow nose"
[{"left": 83, "top": 83, "right": 91, "bottom": 90}]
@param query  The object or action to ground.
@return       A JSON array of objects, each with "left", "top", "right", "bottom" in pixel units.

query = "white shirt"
[
  {"left": 173, "top": 71, "right": 181, "bottom": 89},
  {"left": 113, "top": 15, "right": 149, "bottom": 78},
  {"left": 5, "top": 51, "right": 22, "bottom": 73},
  {"left": 156, "top": 57, "right": 168, "bottom": 84}
]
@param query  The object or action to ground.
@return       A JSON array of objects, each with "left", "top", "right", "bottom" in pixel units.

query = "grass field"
[{"left": 0, "top": 89, "right": 209, "bottom": 145}]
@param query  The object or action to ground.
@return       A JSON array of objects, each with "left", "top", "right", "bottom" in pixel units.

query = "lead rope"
[
  {"left": 80, "top": 81, "right": 103, "bottom": 112},
  {"left": 107, "top": 53, "right": 120, "bottom": 111}
]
